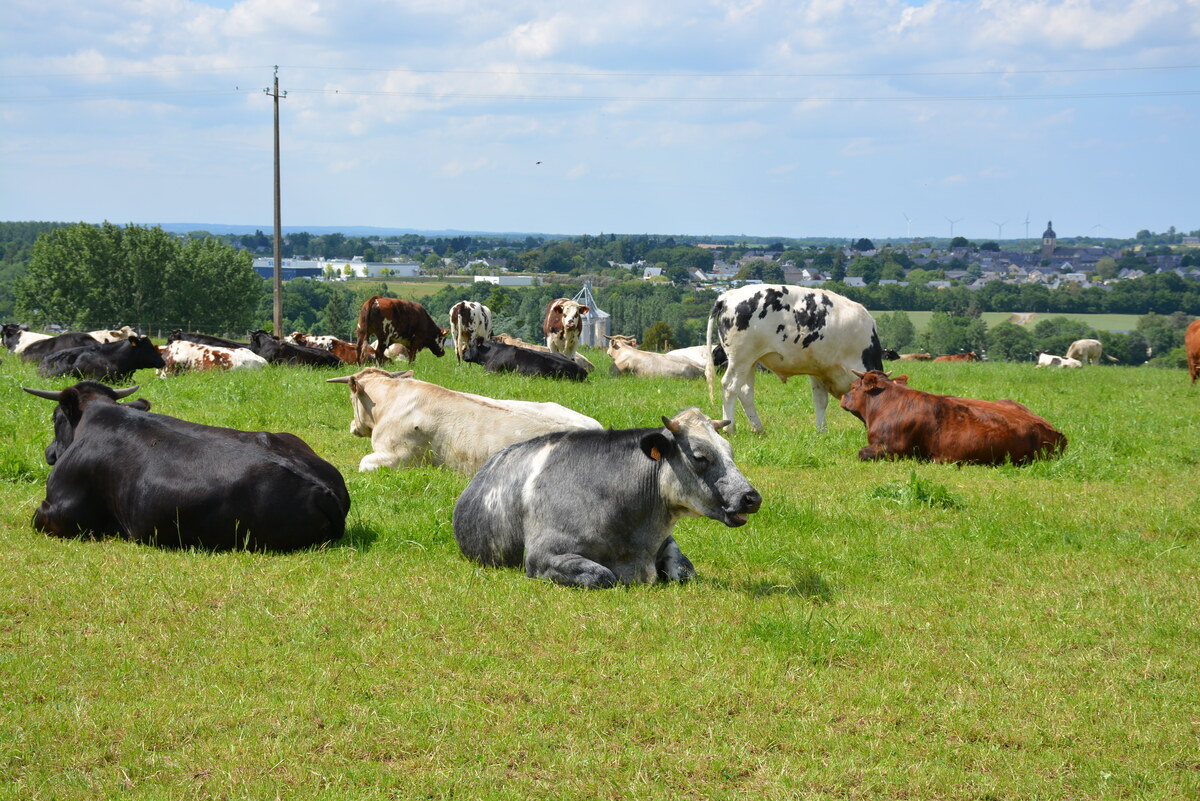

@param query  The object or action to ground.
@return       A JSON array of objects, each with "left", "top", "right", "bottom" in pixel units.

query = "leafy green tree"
[
  {"left": 1030, "top": 317, "right": 1093, "bottom": 356},
  {"left": 168, "top": 237, "right": 261, "bottom": 334},
  {"left": 853, "top": 238, "right": 875, "bottom": 252},
  {"left": 1136, "top": 312, "right": 1190, "bottom": 356},
  {"left": 829, "top": 250, "right": 847, "bottom": 282},
  {"left": 919, "top": 311, "right": 988, "bottom": 356},
  {"left": 847, "top": 255, "right": 881, "bottom": 285},
  {"left": 17, "top": 223, "right": 258, "bottom": 333},
  {"left": 875, "top": 310, "right": 916, "bottom": 351},
  {"left": 986, "top": 321, "right": 1035, "bottom": 362},
  {"left": 905, "top": 268, "right": 942, "bottom": 285},
  {"left": 321, "top": 285, "right": 355, "bottom": 340},
  {"left": 642, "top": 321, "right": 675, "bottom": 351}
]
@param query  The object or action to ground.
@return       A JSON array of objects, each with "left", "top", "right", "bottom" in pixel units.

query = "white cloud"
[
  {"left": 840, "top": 138, "right": 878, "bottom": 157},
  {"left": 442, "top": 157, "right": 491, "bottom": 178},
  {"left": 3, "top": 0, "right": 1197, "bottom": 235}
]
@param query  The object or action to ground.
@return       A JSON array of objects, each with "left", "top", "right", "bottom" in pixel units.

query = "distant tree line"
[
  {"left": 828, "top": 271, "right": 1200, "bottom": 317},
  {"left": 2, "top": 222, "right": 1197, "bottom": 363},
  {"left": 13, "top": 222, "right": 262, "bottom": 334},
  {"left": 875, "top": 309, "right": 1194, "bottom": 366}
]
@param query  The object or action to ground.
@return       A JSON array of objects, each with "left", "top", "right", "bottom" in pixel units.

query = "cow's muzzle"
[{"left": 722, "top": 489, "right": 762, "bottom": 527}]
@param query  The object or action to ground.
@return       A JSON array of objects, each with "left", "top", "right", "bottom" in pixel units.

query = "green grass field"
[
  {"left": 873, "top": 311, "right": 1143, "bottom": 333},
  {"left": 341, "top": 277, "right": 474, "bottom": 301},
  {"left": 1, "top": 351, "right": 1197, "bottom": 799}
]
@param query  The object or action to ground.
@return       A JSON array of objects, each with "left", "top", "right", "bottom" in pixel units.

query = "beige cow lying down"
[
  {"left": 606, "top": 335, "right": 703, "bottom": 379},
  {"left": 327, "top": 368, "right": 602, "bottom": 474}
]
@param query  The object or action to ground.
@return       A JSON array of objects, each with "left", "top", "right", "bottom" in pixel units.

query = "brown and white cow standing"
[
  {"left": 543, "top": 298, "right": 589, "bottom": 358},
  {"left": 1186, "top": 319, "right": 1200, "bottom": 385},
  {"left": 840, "top": 370, "right": 1067, "bottom": 465},
  {"left": 355, "top": 296, "right": 447, "bottom": 365},
  {"left": 449, "top": 301, "right": 493, "bottom": 362}
]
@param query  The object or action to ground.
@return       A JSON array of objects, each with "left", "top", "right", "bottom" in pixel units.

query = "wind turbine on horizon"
[
  {"left": 903, "top": 212, "right": 911, "bottom": 238},
  {"left": 990, "top": 219, "right": 1008, "bottom": 240},
  {"left": 1024, "top": 213, "right": 1031, "bottom": 239},
  {"left": 945, "top": 216, "right": 963, "bottom": 239}
]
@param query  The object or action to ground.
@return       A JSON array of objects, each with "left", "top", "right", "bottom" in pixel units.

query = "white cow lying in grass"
[
  {"left": 327, "top": 368, "right": 602, "bottom": 474},
  {"left": 1036, "top": 353, "right": 1082, "bottom": 368}
]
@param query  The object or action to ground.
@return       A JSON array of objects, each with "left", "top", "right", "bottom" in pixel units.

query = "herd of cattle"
[{"left": 6, "top": 286, "right": 1199, "bottom": 588}]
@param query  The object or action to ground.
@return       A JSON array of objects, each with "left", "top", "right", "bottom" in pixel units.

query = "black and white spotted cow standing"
[
  {"left": 448, "top": 300, "right": 493, "bottom": 362},
  {"left": 705, "top": 284, "right": 883, "bottom": 434}
]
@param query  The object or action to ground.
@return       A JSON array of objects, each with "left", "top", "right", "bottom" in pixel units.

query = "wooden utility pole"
[{"left": 265, "top": 66, "right": 287, "bottom": 337}]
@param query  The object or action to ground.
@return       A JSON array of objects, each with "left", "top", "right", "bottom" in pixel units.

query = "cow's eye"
[{"left": 692, "top": 451, "right": 710, "bottom": 465}]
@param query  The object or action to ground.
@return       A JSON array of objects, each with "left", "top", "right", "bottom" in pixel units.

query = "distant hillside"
[{"left": 147, "top": 223, "right": 566, "bottom": 239}]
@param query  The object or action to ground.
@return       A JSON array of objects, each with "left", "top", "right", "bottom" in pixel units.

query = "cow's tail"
[
  {"left": 356, "top": 296, "right": 379, "bottom": 363},
  {"left": 705, "top": 312, "right": 717, "bottom": 404}
]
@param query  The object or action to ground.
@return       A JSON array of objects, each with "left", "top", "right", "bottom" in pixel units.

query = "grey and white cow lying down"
[{"left": 452, "top": 408, "right": 762, "bottom": 588}]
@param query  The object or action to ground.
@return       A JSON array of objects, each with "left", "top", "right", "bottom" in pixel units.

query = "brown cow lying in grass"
[{"left": 839, "top": 370, "right": 1067, "bottom": 465}]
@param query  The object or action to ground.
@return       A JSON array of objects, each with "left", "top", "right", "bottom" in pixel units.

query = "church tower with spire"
[{"left": 1041, "top": 221, "right": 1057, "bottom": 257}]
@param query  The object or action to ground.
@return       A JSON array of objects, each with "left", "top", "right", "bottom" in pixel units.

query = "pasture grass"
[
  {"left": 1, "top": 350, "right": 1197, "bottom": 799},
  {"left": 883, "top": 311, "right": 1143, "bottom": 334}
]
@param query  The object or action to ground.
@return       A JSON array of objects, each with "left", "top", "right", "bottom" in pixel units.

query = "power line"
[
  {"left": 4, "top": 87, "right": 1197, "bottom": 104},
  {"left": 5, "top": 63, "right": 1197, "bottom": 80},
  {"left": 0, "top": 88, "right": 252, "bottom": 102},
  {"left": 292, "top": 88, "right": 1200, "bottom": 103}
]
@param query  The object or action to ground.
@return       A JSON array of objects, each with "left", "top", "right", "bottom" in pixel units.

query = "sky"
[{"left": 1, "top": 0, "right": 1197, "bottom": 241}]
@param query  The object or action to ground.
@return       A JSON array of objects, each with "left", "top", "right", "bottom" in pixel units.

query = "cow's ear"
[
  {"left": 640, "top": 431, "right": 676, "bottom": 462},
  {"left": 123, "top": 398, "right": 151, "bottom": 412},
  {"left": 348, "top": 377, "right": 360, "bottom": 393},
  {"left": 56, "top": 387, "right": 85, "bottom": 425},
  {"left": 578, "top": 306, "right": 590, "bottom": 314},
  {"left": 894, "top": 374, "right": 909, "bottom": 385}
]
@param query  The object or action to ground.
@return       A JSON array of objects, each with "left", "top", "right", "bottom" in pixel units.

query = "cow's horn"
[
  {"left": 326, "top": 376, "right": 352, "bottom": 384},
  {"left": 113, "top": 385, "right": 139, "bottom": 399},
  {"left": 711, "top": 418, "right": 732, "bottom": 431},
  {"left": 884, "top": 371, "right": 892, "bottom": 378},
  {"left": 661, "top": 414, "right": 681, "bottom": 433},
  {"left": 851, "top": 369, "right": 866, "bottom": 378},
  {"left": 22, "top": 387, "right": 63, "bottom": 401}
]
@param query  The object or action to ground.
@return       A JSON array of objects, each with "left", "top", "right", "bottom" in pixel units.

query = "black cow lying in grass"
[
  {"left": 248, "top": 330, "right": 342, "bottom": 366},
  {"left": 462, "top": 339, "right": 587, "bottom": 381},
  {"left": 23, "top": 381, "right": 350, "bottom": 551},
  {"left": 38, "top": 336, "right": 165, "bottom": 382}
]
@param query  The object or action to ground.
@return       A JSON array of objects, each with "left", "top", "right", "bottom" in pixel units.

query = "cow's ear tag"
[{"left": 640, "top": 431, "right": 672, "bottom": 462}]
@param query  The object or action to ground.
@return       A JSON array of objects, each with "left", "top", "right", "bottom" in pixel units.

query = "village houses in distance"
[{"left": 253, "top": 221, "right": 1200, "bottom": 290}]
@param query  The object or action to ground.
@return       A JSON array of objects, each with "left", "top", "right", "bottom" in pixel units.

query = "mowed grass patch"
[
  {"left": 882, "top": 310, "right": 1144, "bottom": 334},
  {"left": 1, "top": 350, "right": 1198, "bottom": 799}
]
